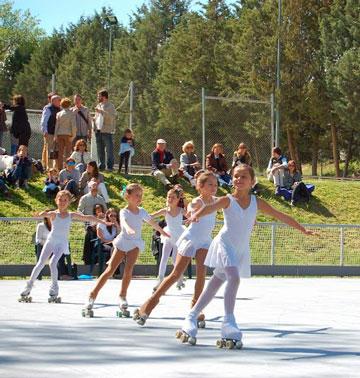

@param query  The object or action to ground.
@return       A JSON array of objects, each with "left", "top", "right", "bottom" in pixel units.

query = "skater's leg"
[
  {"left": 28, "top": 242, "right": 53, "bottom": 284},
  {"left": 119, "top": 248, "right": 139, "bottom": 298},
  {"left": 191, "top": 248, "right": 207, "bottom": 307},
  {"left": 89, "top": 249, "right": 124, "bottom": 300},
  {"left": 223, "top": 266, "right": 240, "bottom": 316},
  {"left": 49, "top": 250, "right": 65, "bottom": 295},
  {"left": 139, "top": 254, "right": 190, "bottom": 316},
  {"left": 158, "top": 239, "right": 173, "bottom": 281}
]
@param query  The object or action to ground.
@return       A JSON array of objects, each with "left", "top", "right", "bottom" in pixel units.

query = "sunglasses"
[{"left": 67, "top": 161, "right": 76, "bottom": 166}]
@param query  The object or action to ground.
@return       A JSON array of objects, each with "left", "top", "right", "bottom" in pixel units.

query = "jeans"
[
  {"left": 95, "top": 132, "right": 114, "bottom": 170},
  {"left": 11, "top": 163, "right": 32, "bottom": 184},
  {"left": 62, "top": 179, "right": 78, "bottom": 196}
]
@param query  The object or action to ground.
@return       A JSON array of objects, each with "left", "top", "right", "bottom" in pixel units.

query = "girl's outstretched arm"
[
  {"left": 257, "top": 198, "right": 316, "bottom": 235},
  {"left": 190, "top": 196, "right": 230, "bottom": 222},
  {"left": 150, "top": 208, "right": 166, "bottom": 218},
  {"left": 71, "top": 212, "right": 111, "bottom": 226},
  {"left": 146, "top": 218, "right": 170, "bottom": 238},
  {"left": 37, "top": 210, "right": 56, "bottom": 220}
]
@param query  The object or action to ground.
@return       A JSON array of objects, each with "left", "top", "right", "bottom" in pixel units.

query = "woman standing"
[{"left": 3, "top": 95, "right": 31, "bottom": 153}]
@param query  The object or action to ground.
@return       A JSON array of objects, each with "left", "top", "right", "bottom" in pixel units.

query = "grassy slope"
[{"left": 1, "top": 172, "right": 359, "bottom": 225}]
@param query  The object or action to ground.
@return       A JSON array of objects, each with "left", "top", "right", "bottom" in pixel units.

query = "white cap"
[{"left": 156, "top": 138, "right": 166, "bottom": 144}]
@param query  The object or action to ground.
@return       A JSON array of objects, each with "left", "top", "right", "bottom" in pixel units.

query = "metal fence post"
[
  {"left": 201, "top": 88, "right": 206, "bottom": 170},
  {"left": 270, "top": 93, "right": 275, "bottom": 148},
  {"left": 271, "top": 224, "right": 276, "bottom": 266},
  {"left": 51, "top": 74, "right": 56, "bottom": 92},
  {"left": 340, "top": 227, "right": 344, "bottom": 266}
]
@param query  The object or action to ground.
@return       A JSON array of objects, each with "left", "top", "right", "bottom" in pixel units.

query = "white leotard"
[
  {"left": 205, "top": 194, "right": 257, "bottom": 277},
  {"left": 176, "top": 197, "right": 216, "bottom": 258},
  {"left": 113, "top": 207, "right": 151, "bottom": 253},
  {"left": 44, "top": 212, "right": 72, "bottom": 255},
  {"left": 160, "top": 209, "right": 186, "bottom": 245}
]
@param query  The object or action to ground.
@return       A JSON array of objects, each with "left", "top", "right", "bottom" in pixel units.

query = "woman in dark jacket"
[
  {"left": 206, "top": 143, "right": 232, "bottom": 186},
  {"left": 4, "top": 95, "right": 31, "bottom": 151}
]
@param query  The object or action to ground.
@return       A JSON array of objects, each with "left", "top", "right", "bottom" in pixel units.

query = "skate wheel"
[
  {"left": 235, "top": 341, "right": 243, "bottom": 349},
  {"left": 180, "top": 333, "right": 189, "bottom": 343},
  {"left": 116, "top": 311, "right": 123, "bottom": 318},
  {"left": 56, "top": 297, "right": 61, "bottom": 303},
  {"left": 188, "top": 337, "right": 196, "bottom": 346},
  {"left": 82, "top": 309, "right": 86, "bottom": 317},
  {"left": 137, "top": 318, "right": 145, "bottom": 326},
  {"left": 28, "top": 297, "right": 32, "bottom": 303},
  {"left": 132, "top": 309, "right": 140, "bottom": 320},
  {"left": 175, "top": 330, "right": 182, "bottom": 339},
  {"left": 124, "top": 310, "right": 130, "bottom": 318},
  {"left": 216, "top": 339, "right": 223, "bottom": 348},
  {"left": 88, "top": 310, "right": 94, "bottom": 318},
  {"left": 226, "top": 340, "right": 234, "bottom": 349},
  {"left": 197, "top": 320, "right": 206, "bottom": 329},
  {"left": 48, "top": 298, "right": 51, "bottom": 303}
]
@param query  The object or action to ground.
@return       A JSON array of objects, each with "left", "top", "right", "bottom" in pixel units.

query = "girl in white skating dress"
[
  {"left": 20, "top": 190, "right": 111, "bottom": 300},
  {"left": 151, "top": 188, "right": 187, "bottom": 291},
  {"left": 84, "top": 183, "right": 169, "bottom": 312},
  {"left": 180, "top": 164, "right": 315, "bottom": 346},
  {"left": 133, "top": 171, "right": 219, "bottom": 325}
]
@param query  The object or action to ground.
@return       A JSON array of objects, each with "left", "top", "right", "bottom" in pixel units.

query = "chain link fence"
[{"left": 0, "top": 218, "right": 359, "bottom": 275}]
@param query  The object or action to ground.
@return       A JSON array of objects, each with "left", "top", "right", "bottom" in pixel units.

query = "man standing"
[
  {"left": 94, "top": 89, "right": 116, "bottom": 171},
  {"left": 71, "top": 94, "right": 92, "bottom": 146},
  {"left": 40, "top": 94, "right": 61, "bottom": 170}
]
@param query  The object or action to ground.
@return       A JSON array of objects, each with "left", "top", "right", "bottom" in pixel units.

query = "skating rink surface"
[{"left": 0, "top": 277, "right": 359, "bottom": 378}]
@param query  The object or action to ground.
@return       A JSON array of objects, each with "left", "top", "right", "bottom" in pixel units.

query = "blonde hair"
[
  {"left": 74, "top": 139, "right": 88, "bottom": 151},
  {"left": 233, "top": 164, "right": 255, "bottom": 180},
  {"left": 124, "top": 183, "right": 143, "bottom": 197},
  {"left": 55, "top": 189, "right": 72, "bottom": 202},
  {"left": 211, "top": 143, "right": 224, "bottom": 154},
  {"left": 60, "top": 97, "right": 71, "bottom": 108},
  {"left": 182, "top": 140, "right": 195, "bottom": 153}
]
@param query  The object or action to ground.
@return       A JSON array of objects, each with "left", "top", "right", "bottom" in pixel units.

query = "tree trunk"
[
  {"left": 330, "top": 123, "right": 340, "bottom": 177},
  {"left": 343, "top": 130, "right": 354, "bottom": 177},
  {"left": 287, "top": 128, "right": 296, "bottom": 160},
  {"left": 311, "top": 131, "right": 319, "bottom": 176}
]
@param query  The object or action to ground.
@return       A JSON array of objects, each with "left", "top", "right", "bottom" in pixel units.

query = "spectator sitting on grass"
[
  {"left": 266, "top": 146, "right": 288, "bottom": 194},
  {"left": 8, "top": 145, "right": 32, "bottom": 189},
  {"left": 151, "top": 138, "right": 179, "bottom": 190},
  {"left": 43, "top": 168, "right": 60, "bottom": 198},
  {"left": 283, "top": 160, "right": 310, "bottom": 206},
  {"left": 79, "top": 160, "right": 110, "bottom": 203},
  {"left": 179, "top": 140, "right": 201, "bottom": 187},
  {"left": 59, "top": 157, "right": 80, "bottom": 197},
  {"left": 206, "top": 143, "right": 232, "bottom": 186},
  {"left": 70, "top": 139, "right": 92, "bottom": 174},
  {"left": 78, "top": 180, "right": 107, "bottom": 216}
]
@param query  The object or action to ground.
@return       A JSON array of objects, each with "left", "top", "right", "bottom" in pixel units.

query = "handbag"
[{"left": 49, "top": 142, "right": 59, "bottom": 160}]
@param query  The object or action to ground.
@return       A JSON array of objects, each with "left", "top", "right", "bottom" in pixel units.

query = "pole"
[
  {"left": 108, "top": 26, "right": 112, "bottom": 90},
  {"left": 51, "top": 74, "right": 56, "bottom": 93},
  {"left": 275, "top": 0, "right": 281, "bottom": 147},
  {"left": 201, "top": 88, "right": 206, "bottom": 170},
  {"left": 129, "top": 81, "right": 134, "bottom": 130},
  {"left": 270, "top": 93, "right": 275, "bottom": 149}
]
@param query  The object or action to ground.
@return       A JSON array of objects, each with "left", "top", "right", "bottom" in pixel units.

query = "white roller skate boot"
[
  {"left": 82, "top": 297, "right": 95, "bottom": 317},
  {"left": 176, "top": 276, "right": 185, "bottom": 290},
  {"left": 176, "top": 313, "right": 198, "bottom": 345},
  {"left": 48, "top": 285, "right": 61, "bottom": 303},
  {"left": 116, "top": 297, "right": 130, "bottom": 318},
  {"left": 216, "top": 314, "right": 243, "bottom": 349},
  {"left": 18, "top": 281, "right": 33, "bottom": 303}
]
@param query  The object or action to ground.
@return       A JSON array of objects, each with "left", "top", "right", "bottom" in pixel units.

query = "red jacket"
[{"left": 206, "top": 153, "right": 228, "bottom": 173}]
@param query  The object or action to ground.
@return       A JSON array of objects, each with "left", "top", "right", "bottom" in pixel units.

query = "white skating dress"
[
  {"left": 113, "top": 207, "right": 151, "bottom": 253},
  {"left": 44, "top": 212, "right": 72, "bottom": 256},
  {"left": 177, "top": 198, "right": 216, "bottom": 258},
  {"left": 205, "top": 194, "right": 257, "bottom": 278},
  {"left": 160, "top": 210, "right": 186, "bottom": 247}
]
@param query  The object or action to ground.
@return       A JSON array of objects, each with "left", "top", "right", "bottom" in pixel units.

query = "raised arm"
[
  {"left": 38, "top": 210, "right": 56, "bottom": 220},
  {"left": 71, "top": 212, "right": 109, "bottom": 226},
  {"left": 257, "top": 198, "right": 315, "bottom": 235},
  {"left": 150, "top": 208, "right": 166, "bottom": 218},
  {"left": 145, "top": 218, "right": 170, "bottom": 238},
  {"left": 191, "top": 196, "right": 229, "bottom": 221}
]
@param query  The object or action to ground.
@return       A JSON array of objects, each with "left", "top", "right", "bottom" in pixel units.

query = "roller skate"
[
  {"left": 216, "top": 314, "right": 243, "bottom": 350},
  {"left": 197, "top": 312, "right": 206, "bottom": 329},
  {"left": 176, "top": 313, "right": 197, "bottom": 345},
  {"left": 132, "top": 308, "right": 148, "bottom": 326},
  {"left": 82, "top": 297, "right": 95, "bottom": 318},
  {"left": 176, "top": 278, "right": 185, "bottom": 290},
  {"left": 116, "top": 297, "right": 130, "bottom": 318},
  {"left": 18, "top": 281, "right": 33, "bottom": 303}
]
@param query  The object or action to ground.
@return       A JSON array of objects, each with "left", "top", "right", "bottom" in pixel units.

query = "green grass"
[{"left": 1, "top": 172, "right": 359, "bottom": 267}]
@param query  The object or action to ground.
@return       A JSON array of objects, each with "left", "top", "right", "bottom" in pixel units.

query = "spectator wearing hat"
[
  {"left": 94, "top": 89, "right": 116, "bottom": 171},
  {"left": 40, "top": 93, "right": 60, "bottom": 170},
  {"left": 54, "top": 97, "right": 77, "bottom": 170},
  {"left": 59, "top": 157, "right": 80, "bottom": 197},
  {"left": 151, "top": 139, "right": 179, "bottom": 189}
]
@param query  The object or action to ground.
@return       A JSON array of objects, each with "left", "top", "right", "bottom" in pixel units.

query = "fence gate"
[{"left": 201, "top": 89, "right": 275, "bottom": 171}]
